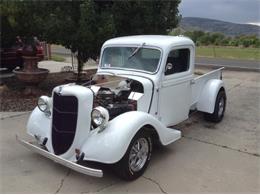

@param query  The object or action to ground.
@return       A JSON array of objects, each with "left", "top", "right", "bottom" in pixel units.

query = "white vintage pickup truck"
[{"left": 18, "top": 35, "right": 226, "bottom": 180}]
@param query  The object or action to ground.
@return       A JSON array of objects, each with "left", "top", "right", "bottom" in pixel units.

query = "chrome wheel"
[
  {"left": 218, "top": 97, "right": 225, "bottom": 117},
  {"left": 129, "top": 138, "right": 149, "bottom": 172},
  {"left": 114, "top": 131, "right": 152, "bottom": 180}
]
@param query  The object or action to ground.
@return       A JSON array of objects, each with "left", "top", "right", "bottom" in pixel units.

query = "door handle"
[{"left": 190, "top": 80, "right": 195, "bottom": 85}]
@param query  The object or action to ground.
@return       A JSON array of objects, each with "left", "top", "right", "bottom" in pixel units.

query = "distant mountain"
[{"left": 179, "top": 17, "right": 260, "bottom": 37}]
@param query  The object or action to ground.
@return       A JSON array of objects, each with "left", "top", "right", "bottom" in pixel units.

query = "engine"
[{"left": 93, "top": 79, "right": 143, "bottom": 120}]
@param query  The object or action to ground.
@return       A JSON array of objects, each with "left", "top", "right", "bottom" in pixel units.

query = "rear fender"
[
  {"left": 197, "top": 79, "right": 225, "bottom": 113},
  {"left": 81, "top": 111, "right": 181, "bottom": 164}
]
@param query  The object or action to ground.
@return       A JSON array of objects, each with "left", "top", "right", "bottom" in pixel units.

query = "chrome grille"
[{"left": 52, "top": 92, "right": 78, "bottom": 155}]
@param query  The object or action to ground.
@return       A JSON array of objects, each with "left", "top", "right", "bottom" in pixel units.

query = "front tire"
[
  {"left": 204, "top": 89, "right": 226, "bottom": 122},
  {"left": 114, "top": 131, "right": 152, "bottom": 180}
]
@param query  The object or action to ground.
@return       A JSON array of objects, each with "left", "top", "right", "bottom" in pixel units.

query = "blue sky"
[{"left": 179, "top": 0, "right": 260, "bottom": 25}]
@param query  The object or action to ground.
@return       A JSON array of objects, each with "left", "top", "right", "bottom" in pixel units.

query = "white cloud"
[{"left": 247, "top": 22, "right": 260, "bottom": 26}]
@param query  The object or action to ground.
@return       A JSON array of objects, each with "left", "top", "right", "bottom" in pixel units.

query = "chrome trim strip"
[
  {"left": 16, "top": 135, "right": 103, "bottom": 177},
  {"left": 194, "top": 67, "right": 225, "bottom": 80}
]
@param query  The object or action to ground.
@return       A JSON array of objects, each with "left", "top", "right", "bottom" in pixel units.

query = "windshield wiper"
[{"left": 128, "top": 42, "right": 145, "bottom": 60}]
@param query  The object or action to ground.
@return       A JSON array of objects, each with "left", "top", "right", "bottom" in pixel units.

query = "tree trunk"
[{"left": 76, "top": 51, "right": 84, "bottom": 81}]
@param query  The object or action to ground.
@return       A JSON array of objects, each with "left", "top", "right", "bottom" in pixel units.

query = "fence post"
[
  {"left": 48, "top": 44, "right": 51, "bottom": 60},
  {"left": 213, "top": 46, "right": 216, "bottom": 58},
  {"left": 40, "top": 41, "right": 51, "bottom": 60}
]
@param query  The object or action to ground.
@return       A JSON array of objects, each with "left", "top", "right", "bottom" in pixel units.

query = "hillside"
[{"left": 179, "top": 17, "right": 260, "bottom": 37}]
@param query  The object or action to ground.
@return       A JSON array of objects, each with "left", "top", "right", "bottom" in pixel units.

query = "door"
[{"left": 159, "top": 48, "right": 193, "bottom": 126}]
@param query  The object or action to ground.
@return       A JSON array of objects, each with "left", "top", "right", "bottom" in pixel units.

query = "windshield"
[{"left": 100, "top": 47, "right": 161, "bottom": 73}]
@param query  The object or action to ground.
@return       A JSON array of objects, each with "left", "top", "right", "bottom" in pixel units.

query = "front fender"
[
  {"left": 27, "top": 107, "right": 53, "bottom": 152},
  {"left": 81, "top": 111, "right": 181, "bottom": 164},
  {"left": 197, "top": 79, "right": 225, "bottom": 113}
]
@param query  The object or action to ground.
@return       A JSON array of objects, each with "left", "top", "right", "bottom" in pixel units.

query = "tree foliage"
[
  {"left": 1, "top": 0, "right": 181, "bottom": 76},
  {"left": 112, "top": 1, "right": 180, "bottom": 36},
  {"left": 171, "top": 29, "right": 260, "bottom": 48},
  {"left": 1, "top": 1, "right": 48, "bottom": 47}
]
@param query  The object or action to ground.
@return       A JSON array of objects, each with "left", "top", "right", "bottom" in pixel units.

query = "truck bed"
[{"left": 191, "top": 67, "right": 224, "bottom": 107}]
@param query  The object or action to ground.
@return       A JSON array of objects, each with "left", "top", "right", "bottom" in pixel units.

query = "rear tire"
[
  {"left": 114, "top": 130, "right": 152, "bottom": 181},
  {"left": 204, "top": 89, "right": 226, "bottom": 122}
]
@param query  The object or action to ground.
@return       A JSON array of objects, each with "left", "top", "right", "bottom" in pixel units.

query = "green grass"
[
  {"left": 196, "top": 46, "right": 260, "bottom": 61},
  {"left": 51, "top": 54, "right": 66, "bottom": 62}
]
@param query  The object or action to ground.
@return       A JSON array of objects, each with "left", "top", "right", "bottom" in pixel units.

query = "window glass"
[
  {"left": 101, "top": 47, "right": 161, "bottom": 73},
  {"left": 165, "top": 48, "right": 190, "bottom": 75}
]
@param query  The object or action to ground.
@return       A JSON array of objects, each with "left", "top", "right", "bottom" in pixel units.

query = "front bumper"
[{"left": 16, "top": 135, "right": 103, "bottom": 177}]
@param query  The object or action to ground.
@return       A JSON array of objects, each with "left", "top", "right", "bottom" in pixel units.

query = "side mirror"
[{"left": 165, "top": 63, "right": 173, "bottom": 74}]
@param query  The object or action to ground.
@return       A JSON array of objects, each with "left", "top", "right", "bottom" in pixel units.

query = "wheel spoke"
[
  {"left": 132, "top": 144, "right": 139, "bottom": 153},
  {"left": 218, "top": 97, "right": 225, "bottom": 117},
  {"left": 141, "top": 144, "right": 148, "bottom": 153},
  {"left": 137, "top": 141, "right": 140, "bottom": 150},
  {"left": 129, "top": 153, "right": 136, "bottom": 160},
  {"left": 130, "top": 158, "right": 136, "bottom": 167}
]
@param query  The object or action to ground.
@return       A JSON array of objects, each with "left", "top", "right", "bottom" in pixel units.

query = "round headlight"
[
  {"left": 91, "top": 106, "right": 109, "bottom": 129},
  {"left": 38, "top": 96, "right": 50, "bottom": 113}
]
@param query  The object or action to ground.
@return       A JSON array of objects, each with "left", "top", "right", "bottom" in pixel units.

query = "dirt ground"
[
  {"left": 0, "top": 70, "right": 96, "bottom": 111},
  {"left": 0, "top": 67, "right": 259, "bottom": 193}
]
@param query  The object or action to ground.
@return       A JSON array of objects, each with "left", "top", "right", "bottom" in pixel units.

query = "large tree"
[
  {"left": 1, "top": 1, "right": 48, "bottom": 47},
  {"left": 42, "top": 1, "right": 115, "bottom": 77},
  {"left": 1, "top": 0, "right": 181, "bottom": 78},
  {"left": 112, "top": 0, "right": 181, "bottom": 36}
]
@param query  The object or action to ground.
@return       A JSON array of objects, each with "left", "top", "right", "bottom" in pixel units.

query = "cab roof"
[{"left": 103, "top": 35, "right": 195, "bottom": 49}]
